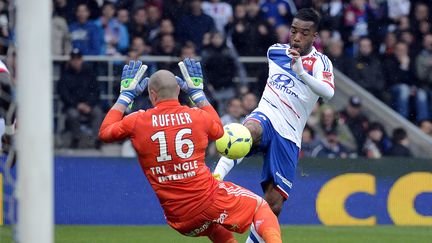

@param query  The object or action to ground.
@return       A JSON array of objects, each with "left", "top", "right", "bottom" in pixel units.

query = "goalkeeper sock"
[
  {"left": 213, "top": 157, "right": 243, "bottom": 180},
  {"left": 252, "top": 200, "right": 281, "bottom": 243}
]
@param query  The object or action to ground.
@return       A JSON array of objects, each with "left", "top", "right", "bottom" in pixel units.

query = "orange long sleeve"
[
  {"left": 98, "top": 109, "right": 138, "bottom": 143},
  {"left": 200, "top": 105, "right": 224, "bottom": 140}
]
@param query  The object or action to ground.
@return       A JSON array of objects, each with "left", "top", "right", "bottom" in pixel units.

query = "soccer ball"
[{"left": 215, "top": 123, "right": 253, "bottom": 159}]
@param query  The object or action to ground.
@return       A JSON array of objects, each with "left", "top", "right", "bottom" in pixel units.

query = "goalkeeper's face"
[{"left": 290, "top": 18, "right": 318, "bottom": 56}]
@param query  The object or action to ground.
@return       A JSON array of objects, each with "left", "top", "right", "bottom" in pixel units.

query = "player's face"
[{"left": 290, "top": 18, "right": 318, "bottom": 55}]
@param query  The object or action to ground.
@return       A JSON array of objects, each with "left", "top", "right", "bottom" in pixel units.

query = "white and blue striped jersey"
[{"left": 255, "top": 44, "right": 335, "bottom": 148}]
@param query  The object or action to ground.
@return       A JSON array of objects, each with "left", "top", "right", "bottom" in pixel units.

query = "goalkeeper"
[{"left": 99, "top": 59, "right": 282, "bottom": 242}]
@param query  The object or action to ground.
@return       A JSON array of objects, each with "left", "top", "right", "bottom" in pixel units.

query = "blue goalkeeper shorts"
[{"left": 243, "top": 111, "right": 299, "bottom": 199}]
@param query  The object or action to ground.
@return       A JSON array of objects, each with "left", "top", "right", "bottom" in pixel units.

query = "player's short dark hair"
[
  {"left": 392, "top": 128, "right": 408, "bottom": 143},
  {"left": 294, "top": 8, "right": 321, "bottom": 30}
]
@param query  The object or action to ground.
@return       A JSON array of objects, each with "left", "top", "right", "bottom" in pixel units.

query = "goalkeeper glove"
[
  {"left": 117, "top": 60, "right": 149, "bottom": 106},
  {"left": 177, "top": 58, "right": 207, "bottom": 104}
]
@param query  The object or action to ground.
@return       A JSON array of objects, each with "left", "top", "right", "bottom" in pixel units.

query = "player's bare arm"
[{"left": 243, "top": 119, "right": 263, "bottom": 148}]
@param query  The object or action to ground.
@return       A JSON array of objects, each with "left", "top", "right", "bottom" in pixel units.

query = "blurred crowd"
[{"left": 0, "top": 0, "right": 430, "bottom": 157}]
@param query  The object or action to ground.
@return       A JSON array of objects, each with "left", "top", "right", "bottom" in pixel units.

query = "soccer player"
[
  {"left": 0, "top": 60, "right": 16, "bottom": 168},
  {"left": 99, "top": 59, "right": 282, "bottom": 243},
  {"left": 213, "top": 8, "right": 335, "bottom": 242}
]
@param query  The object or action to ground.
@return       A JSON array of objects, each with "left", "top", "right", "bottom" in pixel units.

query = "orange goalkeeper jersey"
[{"left": 99, "top": 99, "right": 224, "bottom": 221}]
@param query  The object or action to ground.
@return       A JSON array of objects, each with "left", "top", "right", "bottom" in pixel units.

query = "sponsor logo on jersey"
[
  {"left": 268, "top": 74, "right": 299, "bottom": 98},
  {"left": 276, "top": 171, "right": 293, "bottom": 188},
  {"left": 302, "top": 57, "right": 316, "bottom": 73},
  {"left": 271, "top": 73, "right": 295, "bottom": 88},
  {"left": 184, "top": 211, "right": 229, "bottom": 236}
]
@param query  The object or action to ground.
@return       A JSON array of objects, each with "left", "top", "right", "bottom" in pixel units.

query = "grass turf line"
[{"left": 1, "top": 225, "right": 431, "bottom": 242}]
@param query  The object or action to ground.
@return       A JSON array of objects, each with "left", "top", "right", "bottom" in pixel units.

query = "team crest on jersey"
[
  {"left": 323, "top": 71, "right": 333, "bottom": 81},
  {"left": 270, "top": 74, "right": 294, "bottom": 88},
  {"left": 302, "top": 57, "right": 316, "bottom": 73}
]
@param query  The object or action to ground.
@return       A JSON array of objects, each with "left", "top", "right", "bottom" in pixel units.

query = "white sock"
[
  {"left": 245, "top": 223, "right": 264, "bottom": 243},
  {"left": 212, "top": 156, "right": 244, "bottom": 180}
]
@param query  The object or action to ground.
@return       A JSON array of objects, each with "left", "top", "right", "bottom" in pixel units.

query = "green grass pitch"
[{"left": 1, "top": 225, "right": 432, "bottom": 242}]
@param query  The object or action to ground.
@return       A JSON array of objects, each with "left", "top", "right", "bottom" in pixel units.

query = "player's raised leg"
[
  {"left": 262, "top": 181, "right": 285, "bottom": 216},
  {"left": 213, "top": 119, "right": 263, "bottom": 180}
]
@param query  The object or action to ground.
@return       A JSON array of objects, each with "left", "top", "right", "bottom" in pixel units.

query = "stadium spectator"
[
  {"left": 162, "top": 0, "right": 188, "bottom": 25},
  {"left": 176, "top": 0, "right": 215, "bottom": 51},
  {"left": 154, "top": 34, "right": 180, "bottom": 71},
  {"left": 146, "top": 4, "right": 162, "bottom": 40},
  {"left": 202, "top": 0, "right": 233, "bottom": 34},
  {"left": 300, "top": 125, "right": 321, "bottom": 158},
  {"left": 418, "top": 20, "right": 431, "bottom": 40},
  {"left": 129, "top": 36, "right": 157, "bottom": 75},
  {"left": 0, "top": 0, "right": 9, "bottom": 54},
  {"left": 179, "top": 42, "right": 197, "bottom": 59},
  {"left": 384, "top": 41, "right": 429, "bottom": 122},
  {"left": 220, "top": 98, "right": 244, "bottom": 125},
  {"left": 307, "top": 102, "right": 321, "bottom": 129},
  {"left": 338, "top": 96, "right": 369, "bottom": 153},
  {"left": 58, "top": 49, "right": 103, "bottom": 148},
  {"left": 362, "top": 122, "right": 391, "bottom": 158},
  {"left": 228, "top": 2, "right": 276, "bottom": 56},
  {"left": 81, "top": 0, "right": 101, "bottom": 20},
  {"left": 116, "top": 8, "right": 130, "bottom": 26},
  {"left": 342, "top": 0, "right": 377, "bottom": 55},
  {"left": 69, "top": 3, "right": 102, "bottom": 55},
  {"left": 325, "top": 38, "right": 354, "bottom": 75},
  {"left": 275, "top": 24, "right": 290, "bottom": 43},
  {"left": 397, "top": 16, "right": 411, "bottom": 32},
  {"left": 316, "top": 29, "right": 332, "bottom": 52},
  {"left": 312, "top": 0, "right": 343, "bottom": 32},
  {"left": 388, "top": 127, "right": 412, "bottom": 157},
  {"left": 398, "top": 30, "right": 421, "bottom": 56},
  {"left": 201, "top": 31, "right": 237, "bottom": 110},
  {"left": 227, "top": 3, "right": 248, "bottom": 50},
  {"left": 349, "top": 37, "right": 385, "bottom": 99},
  {"left": 154, "top": 34, "right": 180, "bottom": 57},
  {"left": 411, "top": 2, "right": 430, "bottom": 40},
  {"left": 387, "top": 0, "right": 411, "bottom": 23},
  {"left": 130, "top": 36, "right": 151, "bottom": 56},
  {"left": 149, "top": 18, "right": 175, "bottom": 48},
  {"left": 379, "top": 32, "right": 397, "bottom": 56},
  {"left": 52, "top": 9, "right": 72, "bottom": 55},
  {"left": 311, "top": 128, "right": 355, "bottom": 159},
  {"left": 129, "top": 8, "right": 149, "bottom": 40},
  {"left": 54, "top": 0, "right": 75, "bottom": 23},
  {"left": 260, "top": 0, "right": 296, "bottom": 27},
  {"left": 313, "top": 105, "right": 357, "bottom": 152},
  {"left": 241, "top": 92, "right": 258, "bottom": 115},
  {"left": 94, "top": 2, "right": 129, "bottom": 55},
  {"left": 419, "top": 119, "right": 432, "bottom": 137},
  {"left": 415, "top": 34, "right": 432, "bottom": 97}
]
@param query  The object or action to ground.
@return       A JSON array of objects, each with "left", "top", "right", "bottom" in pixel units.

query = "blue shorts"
[{"left": 243, "top": 111, "right": 299, "bottom": 199}]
